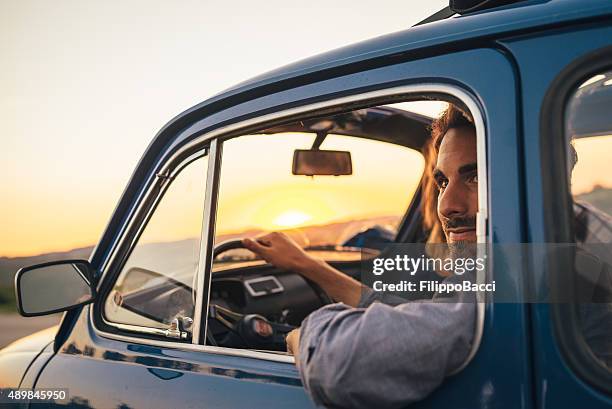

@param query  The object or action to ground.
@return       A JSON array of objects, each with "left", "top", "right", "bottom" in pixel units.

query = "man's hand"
[
  {"left": 243, "top": 232, "right": 318, "bottom": 274},
  {"left": 286, "top": 328, "right": 301, "bottom": 367}
]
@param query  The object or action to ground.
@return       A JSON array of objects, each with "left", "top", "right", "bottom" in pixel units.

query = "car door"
[
  {"left": 30, "top": 149, "right": 314, "bottom": 409},
  {"left": 501, "top": 19, "right": 612, "bottom": 409},
  {"left": 32, "top": 46, "right": 527, "bottom": 409}
]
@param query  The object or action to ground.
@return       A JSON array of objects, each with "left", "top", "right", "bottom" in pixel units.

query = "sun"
[{"left": 272, "top": 210, "right": 312, "bottom": 228}]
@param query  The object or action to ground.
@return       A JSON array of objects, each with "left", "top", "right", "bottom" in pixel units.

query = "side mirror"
[
  {"left": 15, "top": 260, "right": 95, "bottom": 317},
  {"left": 292, "top": 149, "right": 352, "bottom": 176}
]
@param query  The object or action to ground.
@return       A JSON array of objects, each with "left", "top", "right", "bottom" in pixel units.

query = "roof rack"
[
  {"left": 414, "top": 6, "right": 455, "bottom": 26},
  {"left": 414, "top": 0, "right": 526, "bottom": 26}
]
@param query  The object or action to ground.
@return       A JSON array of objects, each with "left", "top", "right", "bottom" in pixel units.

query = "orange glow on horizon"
[
  {"left": 571, "top": 135, "right": 612, "bottom": 195},
  {"left": 272, "top": 210, "right": 312, "bottom": 228}
]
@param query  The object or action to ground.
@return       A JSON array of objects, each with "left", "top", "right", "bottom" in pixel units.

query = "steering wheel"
[
  {"left": 213, "top": 238, "right": 333, "bottom": 305},
  {"left": 213, "top": 238, "right": 248, "bottom": 259}
]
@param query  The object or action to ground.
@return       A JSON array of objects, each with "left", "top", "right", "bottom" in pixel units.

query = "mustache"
[{"left": 443, "top": 216, "right": 476, "bottom": 230}]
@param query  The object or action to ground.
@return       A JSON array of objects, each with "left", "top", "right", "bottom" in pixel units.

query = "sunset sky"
[
  {"left": 2, "top": 1, "right": 610, "bottom": 258},
  {"left": 215, "top": 127, "right": 427, "bottom": 235},
  {"left": 1, "top": 1, "right": 448, "bottom": 257},
  {"left": 571, "top": 135, "right": 612, "bottom": 195}
]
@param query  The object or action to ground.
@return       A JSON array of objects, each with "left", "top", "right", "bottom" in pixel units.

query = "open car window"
[
  {"left": 92, "top": 89, "right": 486, "bottom": 368},
  {"left": 212, "top": 101, "right": 446, "bottom": 266},
  {"left": 213, "top": 132, "right": 424, "bottom": 262},
  {"left": 205, "top": 100, "right": 452, "bottom": 352}
]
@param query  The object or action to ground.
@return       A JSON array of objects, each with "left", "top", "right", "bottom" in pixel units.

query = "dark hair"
[{"left": 421, "top": 104, "right": 476, "bottom": 243}]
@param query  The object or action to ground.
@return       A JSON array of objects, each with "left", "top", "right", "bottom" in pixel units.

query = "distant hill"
[
  {"left": 0, "top": 246, "right": 94, "bottom": 287},
  {"left": 0, "top": 215, "right": 399, "bottom": 288}
]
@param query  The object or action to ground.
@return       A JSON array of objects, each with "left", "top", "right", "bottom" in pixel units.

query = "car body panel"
[
  {"left": 499, "top": 22, "right": 612, "bottom": 409},
  {"left": 0, "top": 326, "right": 56, "bottom": 389},
  {"left": 34, "top": 306, "right": 312, "bottom": 408}
]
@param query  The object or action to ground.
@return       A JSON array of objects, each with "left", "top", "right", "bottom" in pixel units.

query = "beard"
[{"left": 447, "top": 240, "right": 477, "bottom": 260}]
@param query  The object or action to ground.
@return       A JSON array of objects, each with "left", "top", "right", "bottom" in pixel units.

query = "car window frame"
[
  {"left": 95, "top": 148, "right": 210, "bottom": 341},
  {"left": 91, "top": 83, "right": 489, "bottom": 367},
  {"left": 540, "top": 44, "right": 612, "bottom": 394}
]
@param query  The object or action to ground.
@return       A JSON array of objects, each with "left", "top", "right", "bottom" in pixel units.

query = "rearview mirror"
[
  {"left": 292, "top": 149, "right": 352, "bottom": 176},
  {"left": 15, "top": 260, "right": 95, "bottom": 317}
]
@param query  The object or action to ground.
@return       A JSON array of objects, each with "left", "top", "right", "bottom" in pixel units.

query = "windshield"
[{"left": 211, "top": 104, "right": 439, "bottom": 264}]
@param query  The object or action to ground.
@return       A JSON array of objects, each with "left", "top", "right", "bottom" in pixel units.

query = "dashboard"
[{"left": 210, "top": 266, "right": 326, "bottom": 327}]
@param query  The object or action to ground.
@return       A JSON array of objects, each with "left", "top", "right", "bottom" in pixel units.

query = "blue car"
[{"left": 2, "top": 0, "right": 612, "bottom": 407}]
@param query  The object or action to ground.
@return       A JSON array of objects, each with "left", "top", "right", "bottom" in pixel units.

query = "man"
[{"left": 243, "top": 104, "right": 479, "bottom": 408}]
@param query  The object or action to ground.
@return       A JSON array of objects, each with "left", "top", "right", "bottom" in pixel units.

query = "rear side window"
[{"left": 562, "top": 69, "right": 612, "bottom": 371}]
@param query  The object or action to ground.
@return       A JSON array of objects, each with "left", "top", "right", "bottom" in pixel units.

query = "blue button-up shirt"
[{"left": 298, "top": 274, "right": 476, "bottom": 409}]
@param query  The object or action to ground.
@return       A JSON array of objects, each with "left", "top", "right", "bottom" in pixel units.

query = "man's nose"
[{"left": 438, "top": 181, "right": 469, "bottom": 218}]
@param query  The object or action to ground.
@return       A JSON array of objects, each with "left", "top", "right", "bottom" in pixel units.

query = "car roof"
[
  {"left": 214, "top": 0, "right": 611, "bottom": 101},
  {"left": 156, "top": 0, "right": 611, "bottom": 144}
]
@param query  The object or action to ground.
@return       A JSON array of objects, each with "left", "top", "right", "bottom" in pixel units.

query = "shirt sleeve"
[{"left": 297, "top": 298, "right": 476, "bottom": 409}]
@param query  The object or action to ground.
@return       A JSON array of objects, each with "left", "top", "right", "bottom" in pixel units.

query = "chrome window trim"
[
  {"left": 91, "top": 83, "right": 489, "bottom": 367},
  {"left": 192, "top": 139, "right": 221, "bottom": 344},
  {"left": 92, "top": 306, "right": 295, "bottom": 363}
]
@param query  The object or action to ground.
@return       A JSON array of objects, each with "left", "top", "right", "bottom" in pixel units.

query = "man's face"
[{"left": 433, "top": 127, "right": 478, "bottom": 243}]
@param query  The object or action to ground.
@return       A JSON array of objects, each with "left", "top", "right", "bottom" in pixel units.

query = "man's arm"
[{"left": 296, "top": 299, "right": 475, "bottom": 409}]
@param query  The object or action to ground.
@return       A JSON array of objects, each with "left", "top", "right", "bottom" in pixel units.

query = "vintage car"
[{"left": 2, "top": 0, "right": 612, "bottom": 407}]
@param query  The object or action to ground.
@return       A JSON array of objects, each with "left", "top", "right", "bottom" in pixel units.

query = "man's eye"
[
  {"left": 436, "top": 179, "right": 448, "bottom": 190},
  {"left": 467, "top": 174, "right": 478, "bottom": 184}
]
